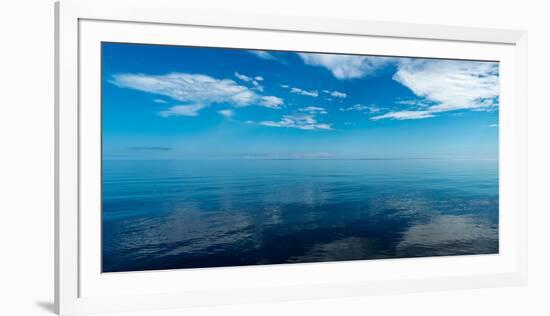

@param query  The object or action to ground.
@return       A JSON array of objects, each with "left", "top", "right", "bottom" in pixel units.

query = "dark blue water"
[{"left": 102, "top": 159, "right": 498, "bottom": 272}]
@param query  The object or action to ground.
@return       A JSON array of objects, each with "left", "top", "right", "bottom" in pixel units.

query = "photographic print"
[{"left": 101, "top": 42, "right": 499, "bottom": 273}]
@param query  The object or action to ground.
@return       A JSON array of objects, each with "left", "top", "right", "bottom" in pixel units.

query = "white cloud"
[
  {"left": 393, "top": 59, "right": 499, "bottom": 112},
  {"left": 260, "top": 96, "right": 284, "bottom": 109},
  {"left": 234, "top": 72, "right": 264, "bottom": 92},
  {"left": 298, "top": 106, "right": 327, "bottom": 115},
  {"left": 298, "top": 53, "right": 392, "bottom": 79},
  {"left": 322, "top": 90, "right": 347, "bottom": 98},
  {"left": 339, "top": 104, "right": 380, "bottom": 114},
  {"left": 112, "top": 73, "right": 256, "bottom": 105},
  {"left": 259, "top": 115, "right": 332, "bottom": 130},
  {"left": 234, "top": 72, "right": 252, "bottom": 82},
  {"left": 370, "top": 110, "right": 435, "bottom": 121},
  {"left": 471, "top": 99, "right": 499, "bottom": 112},
  {"left": 217, "top": 109, "right": 235, "bottom": 118},
  {"left": 280, "top": 84, "right": 289, "bottom": 89},
  {"left": 251, "top": 81, "right": 264, "bottom": 92},
  {"left": 159, "top": 104, "right": 205, "bottom": 117},
  {"left": 111, "top": 72, "right": 284, "bottom": 116},
  {"left": 489, "top": 123, "right": 498, "bottom": 127},
  {"left": 330, "top": 91, "right": 347, "bottom": 98},
  {"left": 394, "top": 99, "right": 433, "bottom": 108},
  {"left": 153, "top": 99, "right": 167, "bottom": 103},
  {"left": 248, "top": 50, "right": 277, "bottom": 60},
  {"left": 290, "top": 87, "right": 319, "bottom": 97},
  {"left": 370, "top": 59, "right": 500, "bottom": 121}
]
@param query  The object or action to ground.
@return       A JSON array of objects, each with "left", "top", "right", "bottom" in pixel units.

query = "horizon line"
[{"left": 102, "top": 157, "right": 499, "bottom": 161}]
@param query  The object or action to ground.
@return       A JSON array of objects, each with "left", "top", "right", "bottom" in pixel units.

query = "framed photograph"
[{"left": 55, "top": 0, "right": 528, "bottom": 314}]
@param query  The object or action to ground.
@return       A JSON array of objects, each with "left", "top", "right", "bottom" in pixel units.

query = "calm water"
[{"left": 102, "top": 159, "right": 498, "bottom": 272}]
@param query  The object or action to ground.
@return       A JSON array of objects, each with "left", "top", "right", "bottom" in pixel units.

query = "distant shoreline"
[{"left": 102, "top": 157, "right": 499, "bottom": 161}]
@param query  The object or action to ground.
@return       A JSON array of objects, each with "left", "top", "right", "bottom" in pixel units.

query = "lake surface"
[{"left": 102, "top": 159, "right": 498, "bottom": 272}]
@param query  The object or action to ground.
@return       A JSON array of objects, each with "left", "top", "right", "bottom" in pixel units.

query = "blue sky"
[{"left": 102, "top": 42, "right": 499, "bottom": 160}]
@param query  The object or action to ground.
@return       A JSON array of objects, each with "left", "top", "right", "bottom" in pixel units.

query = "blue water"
[{"left": 102, "top": 159, "right": 498, "bottom": 272}]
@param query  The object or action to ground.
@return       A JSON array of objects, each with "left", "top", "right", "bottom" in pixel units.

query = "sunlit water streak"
[{"left": 102, "top": 159, "right": 498, "bottom": 272}]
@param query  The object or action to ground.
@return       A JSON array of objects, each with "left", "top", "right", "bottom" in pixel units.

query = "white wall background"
[{"left": 0, "top": 0, "right": 548, "bottom": 315}]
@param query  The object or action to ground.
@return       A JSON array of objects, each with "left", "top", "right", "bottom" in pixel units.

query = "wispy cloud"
[
  {"left": 339, "top": 104, "right": 380, "bottom": 114},
  {"left": 234, "top": 72, "right": 264, "bottom": 91},
  {"left": 258, "top": 114, "right": 332, "bottom": 130},
  {"left": 471, "top": 99, "right": 499, "bottom": 112},
  {"left": 488, "top": 123, "right": 498, "bottom": 127},
  {"left": 111, "top": 72, "right": 284, "bottom": 116},
  {"left": 372, "top": 59, "right": 500, "bottom": 120},
  {"left": 159, "top": 104, "right": 205, "bottom": 117},
  {"left": 260, "top": 96, "right": 284, "bottom": 109},
  {"left": 322, "top": 90, "right": 347, "bottom": 98},
  {"left": 234, "top": 72, "right": 252, "bottom": 82},
  {"left": 112, "top": 73, "right": 255, "bottom": 105},
  {"left": 394, "top": 99, "right": 433, "bottom": 109},
  {"left": 298, "top": 53, "right": 393, "bottom": 79},
  {"left": 370, "top": 110, "right": 435, "bottom": 121},
  {"left": 290, "top": 87, "right": 319, "bottom": 97},
  {"left": 393, "top": 59, "right": 499, "bottom": 112},
  {"left": 298, "top": 106, "right": 327, "bottom": 115},
  {"left": 248, "top": 50, "right": 277, "bottom": 61},
  {"left": 153, "top": 99, "right": 167, "bottom": 104},
  {"left": 331, "top": 91, "right": 347, "bottom": 98},
  {"left": 217, "top": 109, "right": 235, "bottom": 118}
]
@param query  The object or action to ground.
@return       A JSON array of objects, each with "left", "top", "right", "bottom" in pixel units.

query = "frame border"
[{"left": 55, "top": 0, "right": 528, "bottom": 314}]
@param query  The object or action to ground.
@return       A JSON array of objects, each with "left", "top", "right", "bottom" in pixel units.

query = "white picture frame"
[{"left": 55, "top": 0, "right": 528, "bottom": 314}]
